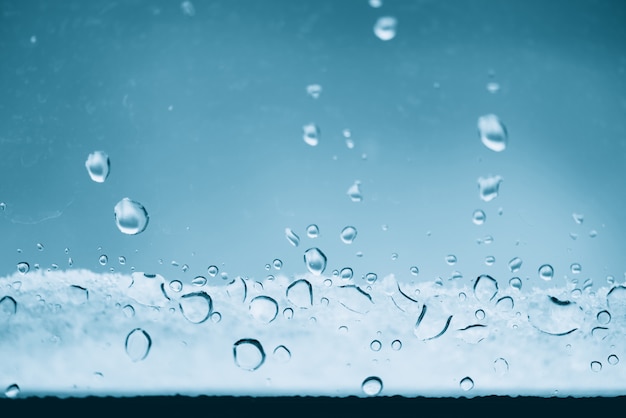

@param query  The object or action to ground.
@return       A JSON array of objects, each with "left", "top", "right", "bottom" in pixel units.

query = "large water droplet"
[
  {"left": 347, "top": 181, "right": 362, "bottom": 202},
  {"left": 474, "top": 274, "right": 498, "bottom": 303},
  {"left": 0, "top": 296, "right": 17, "bottom": 317},
  {"left": 85, "top": 151, "right": 110, "bottom": 183},
  {"left": 17, "top": 262, "right": 29, "bottom": 275},
  {"left": 179, "top": 291, "right": 213, "bottom": 324},
  {"left": 361, "top": 376, "right": 383, "bottom": 396},
  {"left": 478, "top": 175, "right": 503, "bottom": 202},
  {"left": 508, "top": 257, "right": 523, "bottom": 273},
  {"left": 285, "top": 228, "right": 300, "bottom": 247},
  {"left": 114, "top": 198, "right": 149, "bottom": 235},
  {"left": 233, "top": 339, "right": 265, "bottom": 371},
  {"left": 125, "top": 328, "right": 151, "bottom": 362},
  {"left": 304, "top": 247, "right": 327, "bottom": 275},
  {"left": 287, "top": 279, "right": 313, "bottom": 308},
  {"left": 472, "top": 209, "right": 486, "bottom": 225},
  {"left": 460, "top": 377, "right": 474, "bottom": 391},
  {"left": 249, "top": 296, "right": 279, "bottom": 323},
  {"left": 302, "top": 123, "right": 320, "bottom": 146},
  {"left": 306, "top": 224, "right": 319, "bottom": 238},
  {"left": 306, "top": 84, "right": 322, "bottom": 99},
  {"left": 538, "top": 264, "right": 554, "bottom": 281},
  {"left": 373, "top": 16, "right": 397, "bottom": 41},
  {"left": 477, "top": 114, "right": 507, "bottom": 152},
  {"left": 340, "top": 226, "right": 358, "bottom": 244},
  {"left": 4, "top": 384, "right": 20, "bottom": 398}
]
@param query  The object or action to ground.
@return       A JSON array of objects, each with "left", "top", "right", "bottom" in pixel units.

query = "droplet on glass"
[
  {"left": 410, "top": 266, "right": 419, "bottom": 276},
  {"left": 460, "top": 377, "right": 474, "bottom": 391},
  {"left": 373, "top": 16, "right": 397, "bottom": 41},
  {"left": 477, "top": 114, "right": 507, "bottom": 152},
  {"left": 597, "top": 310, "right": 611, "bottom": 325},
  {"left": 233, "top": 338, "right": 265, "bottom": 371},
  {"left": 509, "top": 277, "right": 522, "bottom": 290},
  {"left": 179, "top": 291, "right": 213, "bottom": 324},
  {"left": 340, "top": 267, "right": 354, "bottom": 280},
  {"left": 0, "top": 296, "right": 17, "bottom": 317},
  {"left": 85, "top": 151, "right": 110, "bottom": 183},
  {"left": 485, "top": 256, "right": 496, "bottom": 266},
  {"left": 169, "top": 280, "right": 183, "bottom": 292},
  {"left": 445, "top": 254, "right": 457, "bottom": 265},
  {"left": 285, "top": 228, "right": 300, "bottom": 247},
  {"left": 306, "top": 224, "right": 319, "bottom": 238},
  {"left": 273, "top": 259, "right": 283, "bottom": 270},
  {"left": 68, "top": 285, "right": 89, "bottom": 304},
  {"left": 114, "top": 198, "right": 149, "bottom": 235},
  {"left": 472, "top": 209, "right": 486, "bottom": 225},
  {"left": 286, "top": 279, "right": 313, "bottom": 308},
  {"left": 249, "top": 296, "right": 279, "bottom": 323},
  {"left": 570, "top": 263, "right": 582, "bottom": 274},
  {"left": 391, "top": 339, "right": 402, "bottom": 351},
  {"left": 4, "top": 384, "right": 20, "bottom": 398},
  {"left": 207, "top": 265, "right": 219, "bottom": 277},
  {"left": 340, "top": 226, "right": 358, "bottom": 244},
  {"left": 99, "top": 255, "right": 108, "bottom": 266},
  {"left": 572, "top": 213, "right": 584, "bottom": 224},
  {"left": 590, "top": 361, "right": 602, "bottom": 372},
  {"left": 303, "top": 123, "right": 320, "bottom": 147},
  {"left": 125, "top": 328, "right": 151, "bottom": 362},
  {"left": 304, "top": 247, "right": 327, "bottom": 275},
  {"left": 494, "top": 358, "right": 509, "bottom": 376},
  {"left": 474, "top": 275, "right": 498, "bottom": 303},
  {"left": 118, "top": 256, "right": 126, "bottom": 265},
  {"left": 508, "top": 257, "right": 523, "bottom": 273},
  {"left": 538, "top": 264, "right": 554, "bottom": 281},
  {"left": 36, "top": 242, "right": 44, "bottom": 251},
  {"left": 347, "top": 181, "right": 363, "bottom": 202},
  {"left": 478, "top": 175, "right": 503, "bottom": 202},
  {"left": 180, "top": 1, "right": 195, "bottom": 16},
  {"left": 589, "top": 229, "right": 598, "bottom": 238},
  {"left": 608, "top": 354, "right": 619, "bottom": 365},
  {"left": 273, "top": 345, "right": 291, "bottom": 363},
  {"left": 122, "top": 304, "right": 135, "bottom": 318},
  {"left": 306, "top": 84, "right": 322, "bottom": 99},
  {"left": 475, "top": 309, "right": 486, "bottom": 320},
  {"left": 362, "top": 376, "right": 383, "bottom": 396},
  {"left": 17, "top": 262, "right": 29, "bottom": 275},
  {"left": 370, "top": 339, "right": 382, "bottom": 352},
  {"left": 486, "top": 82, "right": 500, "bottom": 93},
  {"left": 365, "top": 272, "right": 378, "bottom": 284}
]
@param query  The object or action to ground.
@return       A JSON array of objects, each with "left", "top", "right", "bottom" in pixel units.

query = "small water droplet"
[
  {"left": 272, "top": 259, "right": 283, "bottom": 270},
  {"left": 483, "top": 235, "right": 494, "bottom": 244},
  {"left": 192, "top": 276, "right": 207, "bottom": 286},
  {"left": 0, "top": 202, "right": 6, "bottom": 211},
  {"left": 391, "top": 340, "right": 402, "bottom": 351},
  {"left": 508, "top": 257, "right": 523, "bottom": 273},
  {"left": 590, "top": 361, "right": 602, "bottom": 372},
  {"left": 302, "top": 123, "right": 320, "bottom": 146},
  {"left": 608, "top": 354, "right": 619, "bottom": 365},
  {"left": 249, "top": 296, "right": 279, "bottom": 323},
  {"left": 169, "top": 280, "right": 183, "bottom": 292},
  {"left": 474, "top": 274, "right": 498, "bottom": 303},
  {"left": 273, "top": 345, "right": 291, "bottom": 363},
  {"left": 410, "top": 266, "right": 419, "bottom": 276},
  {"left": 475, "top": 309, "right": 486, "bottom": 320},
  {"left": 494, "top": 358, "right": 509, "bottom": 375},
  {"left": 486, "top": 82, "right": 500, "bottom": 93},
  {"left": 264, "top": 264, "right": 271, "bottom": 271},
  {"left": 36, "top": 242, "right": 44, "bottom": 251},
  {"left": 538, "top": 264, "right": 554, "bottom": 281},
  {"left": 347, "top": 181, "right": 362, "bottom": 202},
  {"left": 179, "top": 291, "right": 213, "bottom": 324},
  {"left": 207, "top": 265, "right": 219, "bottom": 277},
  {"left": 306, "top": 84, "right": 322, "bottom": 99},
  {"left": 125, "top": 328, "right": 151, "bottom": 362},
  {"left": 233, "top": 338, "right": 265, "bottom": 371},
  {"left": 99, "top": 254, "right": 108, "bottom": 266},
  {"left": 509, "top": 277, "right": 522, "bottom": 290},
  {"left": 597, "top": 310, "right": 611, "bottom": 324},
  {"left": 365, "top": 272, "right": 378, "bottom": 284},
  {"left": 589, "top": 229, "right": 598, "bottom": 238},
  {"left": 340, "top": 267, "right": 354, "bottom": 280},
  {"left": 210, "top": 312, "right": 222, "bottom": 323},
  {"left": 4, "top": 384, "right": 20, "bottom": 398},
  {"left": 478, "top": 175, "right": 503, "bottom": 202},
  {"left": 306, "top": 224, "right": 319, "bottom": 238},
  {"left": 472, "top": 209, "right": 486, "bottom": 225},
  {"left": 445, "top": 254, "right": 457, "bottom": 265},
  {"left": 117, "top": 256, "right": 126, "bottom": 265},
  {"left": 68, "top": 285, "right": 89, "bottom": 304},
  {"left": 459, "top": 292, "right": 467, "bottom": 301},
  {"left": 304, "top": 247, "right": 327, "bottom": 275},
  {"left": 340, "top": 226, "right": 358, "bottom": 244},
  {"left": 285, "top": 228, "right": 300, "bottom": 247},
  {"left": 572, "top": 213, "right": 584, "bottom": 224},
  {"left": 17, "top": 262, "right": 29, "bottom": 275},
  {"left": 570, "top": 263, "right": 582, "bottom": 274},
  {"left": 85, "top": 151, "right": 110, "bottom": 183},
  {"left": 460, "top": 377, "right": 474, "bottom": 391},
  {"left": 0, "top": 296, "right": 17, "bottom": 317},
  {"left": 374, "top": 16, "right": 397, "bottom": 41},
  {"left": 283, "top": 307, "right": 294, "bottom": 319},
  {"left": 122, "top": 304, "right": 135, "bottom": 318},
  {"left": 477, "top": 114, "right": 507, "bottom": 152},
  {"left": 114, "top": 198, "right": 149, "bottom": 235},
  {"left": 369, "top": 0, "right": 382, "bottom": 8},
  {"left": 485, "top": 255, "right": 496, "bottom": 266},
  {"left": 362, "top": 376, "right": 383, "bottom": 396},
  {"left": 287, "top": 279, "right": 313, "bottom": 307},
  {"left": 180, "top": 0, "right": 195, "bottom": 16}
]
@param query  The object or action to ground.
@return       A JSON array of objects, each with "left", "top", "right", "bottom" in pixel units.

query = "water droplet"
[
  {"left": 125, "top": 328, "right": 151, "bottom": 362},
  {"left": 347, "top": 181, "right": 362, "bottom": 202},
  {"left": 494, "top": 358, "right": 509, "bottom": 375},
  {"left": 181, "top": 264, "right": 189, "bottom": 272},
  {"left": 597, "top": 310, "right": 611, "bottom": 325},
  {"left": 179, "top": 291, "right": 213, "bottom": 324},
  {"left": 483, "top": 235, "right": 494, "bottom": 244},
  {"left": 365, "top": 272, "right": 378, "bottom": 284},
  {"left": 302, "top": 123, "right": 320, "bottom": 146},
  {"left": 460, "top": 377, "right": 474, "bottom": 391},
  {"left": 509, "top": 277, "right": 522, "bottom": 290},
  {"left": 569, "top": 263, "right": 582, "bottom": 274},
  {"left": 572, "top": 213, "right": 584, "bottom": 224},
  {"left": 324, "top": 279, "right": 332, "bottom": 287},
  {"left": 36, "top": 242, "right": 44, "bottom": 251},
  {"left": 210, "top": 312, "right": 222, "bottom": 323},
  {"left": 4, "top": 384, "right": 20, "bottom": 398},
  {"left": 410, "top": 266, "right": 419, "bottom": 276},
  {"left": 180, "top": 0, "right": 195, "bottom": 17},
  {"left": 373, "top": 16, "right": 397, "bottom": 41},
  {"left": 340, "top": 226, "right": 358, "bottom": 244},
  {"left": 362, "top": 376, "right": 383, "bottom": 396},
  {"left": 391, "top": 339, "right": 402, "bottom": 351},
  {"left": 287, "top": 279, "right": 313, "bottom": 308},
  {"left": 306, "top": 224, "right": 319, "bottom": 238},
  {"left": 496, "top": 296, "right": 514, "bottom": 311},
  {"left": 590, "top": 361, "right": 602, "bottom": 372},
  {"left": 98, "top": 254, "right": 108, "bottom": 266},
  {"left": 233, "top": 339, "right": 265, "bottom": 371},
  {"left": 607, "top": 285, "right": 626, "bottom": 318},
  {"left": 475, "top": 309, "right": 486, "bottom": 320},
  {"left": 340, "top": 267, "right": 354, "bottom": 280},
  {"left": 472, "top": 209, "right": 486, "bottom": 225},
  {"left": 486, "top": 82, "right": 500, "bottom": 93},
  {"left": 272, "top": 259, "right": 283, "bottom": 270},
  {"left": 370, "top": 339, "right": 382, "bottom": 352},
  {"left": 478, "top": 175, "right": 503, "bottom": 202},
  {"left": 608, "top": 354, "right": 619, "bottom": 365},
  {"left": 477, "top": 114, "right": 507, "bottom": 152},
  {"left": 207, "top": 265, "right": 219, "bottom": 277},
  {"left": 122, "top": 304, "right": 135, "bottom": 318},
  {"left": 283, "top": 307, "right": 294, "bottom": 319},
  {"left": 0, "top": 296, "right": 17, "bottom": 317},
  {"left": 304, "top": 247, "right": 327, "bottom": 275},
  {"left": 85, "top": 151, "right": 110, "bottom": 183},
  {"left": 306, "top": 84, "right": 322, "bottom": 99},
  {"left": 508, "top": 257, "right": 523, "bottom": 273},
  {"left": 285, "top": 228, "right": 300, "bottom": 247},
  {"left": 369, "top": 0, "right": 382, "bottom": 7},
  {"left": 249, "top": 296, "right": 279, "bottom": 323},
  {"left": 445, "top": 255, "right": 457, "bottom": 265},
  {"left": 391, "top": 253, "right": 398, "bottom": 261},
  {"left": 117, "top": 256, "right": 126, "bottom": 265},
  {"left": 68, "top": 285, "right": 89, "bottom": 304},
  {"left": 589, "top": 229, "right": 598, "bottom": 238},
  {"left": 17, "top": 262, "right": 29, "bottom": 275},
  {"left": 538, "top": 264, "right": 554, "bottom": 281},
  {"left": 114, "top": 198, "right": 149, "bottom": 235},
  {"left": 0, "top": 202, "right": 5, "bottom": 211},
  {"left": 273, "top": 345, "right": 291, "bottom": 363},
  {"left": 169, "top": 280, "right": 183, "bottom": 292},
  {"left": 474, "top": 275, "right": 498, "bottom": 303},
  {"left": 485, "top": 256, "right": 496, "bottom": 266},
  {"left": 192, "top": 276, "right": 207, "bottom": 286}
]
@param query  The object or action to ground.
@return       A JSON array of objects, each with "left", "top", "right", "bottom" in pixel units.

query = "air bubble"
[
  {"left": 306, "top": 84, "right": 322, "bottom": 99},
  {"left": 122, "top": 304, "right": 135, "bottom": 318},
  {"left": 85, "top": 151, "right": 110, "bottom": 183},
  {"left": 538, "top": 264, "right": 554, "bottom": 281},
  {"left": 306, "top": 224, "right": 319, "bottom": 238},
  {"left": 304, "top": 248, "right": 327, "bottom": 275},
  {"left": 303, "top": 123, "right": 320, "bottom": 146},
  {"left": 233, "top": 339, "right": 265, "bottom": 371},
  {"left": 508, "top": 257, "right": 523, "bottom": 273},
  {"left": 361, "top": 376, "right": 383, "bottom": 396},
  {"left": 17, "top": 262, "right": 29, "bottom": 275},
  {"left": 477, "top": 114, "right": 507, "bottom": 152},
  {"left": 285, "top": 228, "right": 300, "bottom": 247},
  {"left": 179, "top": 291, "right": 213, "bottom": 324},
  {"left": 608, "top": 354, "right": 619, "bottom": 365},
  {"left": 478, "top": 175, "right": 503, "bottom": 202},
  {"left": 114, "top": 198, "right": 149, "bottom": 235},
  {"left": 460, "top": 377, "right": 474, "bottom": 391},
  {"left": 472, "top": 209, "right": 486, "bottom": 225},
  {"left": 340, "top": 226, "right": 358, "bottom": 244},
  {"left": 125, "top": 328, "right": 151, "bottom": 362},
  {"left": 249, "top": 296, "right": 278, "bottom": 323},
  {"left": 373, "top": 16, "right": 397, "bottom": 41},
  {"left": 118, "top": 256, "right": 126, "bottom": 265},
  {"left": 347, "top": 181, "right": 362, "bottom": 202}
]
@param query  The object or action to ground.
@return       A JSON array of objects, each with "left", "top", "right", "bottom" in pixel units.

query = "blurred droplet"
[
  {"left": 391, "top": 340, "right": 402, "bottom": 351},
  {"left": 179, "top": 292, "right": 213, "bottom": 324},
  {"left": 306, "top": 84, "right": 322, "bottom": 99},
  {"left": 273, "top": 345, "right": 291, "bottom": 363},
  {"left": 572, "top": 213, "right": 584, "bottom": 224},
  {"left": 475, "top": 309, "right": 486, "bottom": 320},
  {"left": 374, "top": 16, "right": 397, "bottom": 41},
  {"left": 99, "top": 255, "right": 108, "bottom": 266},
  {"left": 340, "top": 267, "right": 354, "bottom": 280},
  {"left": 283, "top": 307, "right": 294, "bottom": 319},
  {"left": 486, "top": 82, "right": 500, "bottom": 93},
  {"left": 589, "top": 229, "right": 598, "bottom": 238},
  {"left": 608, "top": 354, "right": 619, "bottom": 365},
  {"left": 478, "top": 114, "right": 507, "bottom": 152},
  {"left": 478, "top": 175, "right": 503, "bottom": 202},
  {"left": 233, "top": 339, "right": 265, "bottom": 371},
  {"left": 4, "top": 384, "right": 20, "bottom": 398},
  {"left": 472, "top": 209, "right": 486, "bottom": 225},
  {"left": 287, "top": 279, "right": 313, "bottom": 308},
  {"left": 340, "top": 226, "right": 358, "bottom": 244},
  {"left": 460, "top": 377, "right": 474, "bottom": 391},
  {"left": 509, "top": 277, "right": 522, "bottom": 290},
  {"left": 370, "top": 340, "right": 382, "bottom": 351},
  {"left": 249, "top": 296, "right": 278, "bottom": 323},
  {"left": 303, "top": 123, "right": 320, "bottom": 146},
  {"left": 285, "top": 228, "right": 300, "bottom": 247},
  {"left": 125, "top": 328, "right": 151, "bottom": 362},
  {"left": 304, "top": 248, "right": 327, "bottom": 275},
  {"left": 0, "top": 296, "right": 17, "bottom": 317},
  {"left": 538, "top": 264, "right": 554, "bottom": 281},
  {"left": 508, "top": 257, "right": 523, "bottom": 272},
  {"left": 474, "top": 275, "right": 498, "bottom": 303},
  {"left": 180, "top": 0, "right": 195, "bottom": 16},
  {"left": 590, "top": 361, "right": 602, "bottom": 372},
  {"left": 347, "top": 181, "right": 363, "bottom": 202},
  {"left": 306, "top": 224, "right": 319, "bottom": 238},
  {"left": 570, "top": 263, "right": 582, "bottom": 274},
  {"left": 597, "top": 310, "right": 611, "bottom": 325},
  {"left": 17, "top": 262, "right": 29, "bottom": 275},
  {"left": 114, "top": 198, "right": 149, "bottom": 235},
  {"left": 85, "top": 151, "right": 110, "bottom": 183},
  {"left": 410, "top": 266, "right": 419, "bottom": 276},
  {"left": 362, "top": 376, "right": 383, "bottom": 396},
  {"left": 445, "top": 255, "right": 457, "bottom": 265}
]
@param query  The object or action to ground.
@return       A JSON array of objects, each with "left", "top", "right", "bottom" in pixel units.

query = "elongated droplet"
[
  {"left": 478, "top": 114, "right": 507, "bottom": 152},
  {"left": 374, "top": 16, "right": 397, "bottom": 41},
  {"left": 249, "top": 296, "right": 279, "bottom": 323},
  {"left": 287, "top": 279, "right": 313, "bottom": 308},
  {"left": 125, "top": 328, "right": 151, "bottom": 362},
  {"left": 179, "top": 291, "right": 213, "bottom": 324},
  {"left": 478, "top": 175, "right": 503, "bottom": 202},
  {"left": 233, "top": 338, "right": 265, "bottom": 371},
  {"left": 192, "top": 276, "right": 207, "bottom": 286},
  {"left": 304, "top": 247, "right": 327, "bottom": 275},
  {"left": 285, "top": 228, "right": 300, "bottom": 247},
  {"left": 85, "top": 151, "right": 110, "bottom": 183},
  {"left": 362, "top": 376, "right": 383, "bottom": 396},
  {"left": 114, "top": 198, "right": 149, "bottom": 235},
  {"left": 538, "top": 264, "right": 554, "bottom": 281},
  {"left": 347, "top": 181, "right": 362, "bottom": 202},
  {"left": 340, "top": 226, "right": 358, "bottom": 244},
  {"left": 340, "top": 267, "right": 354, "bottom": 280},
  {"left": 303, "top": 123, "right": 320, "bottom": 146},
  {"left": 508, "top": 257, "right": 523, "bottom": 273},
  {"left": 474, "top": 274, "right": 498, "bottom": 303}
]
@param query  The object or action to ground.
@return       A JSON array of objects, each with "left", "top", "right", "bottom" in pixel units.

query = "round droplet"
[
  {"left": 475, "top": 309, "right": 486, "bottom": 320},
  {"left": 361, "top": 376, "right": 383, "bottom": 396},
  {"left": 125, "top": 328, "right": 151, "bottom": 362},
  {"left": 340, "top": 267, "right": 354, "bottom": 280},
  {"left": 460, "top": 377, "right": 474, "bottom": 391},
  {"left": 273, "top": 345, "right": 291, "bottom": 363},
  {"left": 306, "top": 84, "right": 322, "bottom": 99},
  {"left": 304, "top": 248, "right": 327, "bottom": 275},
  {"left": 233, "top": 338, "right": 265, "bottom": 371},
  {"left": 597, "top": 310, "right": 611, "bottom": 325},
  {"left": 478, "top": 175, "right": 503, "bottom": 202},
  {"left": 445, "top": 255, "right": 457, "bottom": 265},
  {"left": 118, "top": 256, "right": 126, "bottom": 265},
  {"left": 608, "top": 354, "right": 619, "bottom": 365},
  {"left": 477, "top": 114, "right": 507, "bottom": 152},
  {"left": 285, "top": 228, "right": 300, "bottom": 247},
  {"left": 99, "top": 255, "right": 108, "bottom": 266},
  {"left": 459, "top": 292, "right": 467, "bottom": 301},
  {"left": 169, "top": 280, "right": 183, "bottom": 292},
  {"left": 302, "top": 123, "right": 320, "bottom": 146},
  {"left": 17, "top": 262, "right": 29, "bottom": 275},
  {"left": 0, "top": 296, "right": 17, "bottom": 316},
  {"left": 494, "top": 358, "right": 509, "bottom": 375},
  {"left": 509, "top": 277, "right": 522, "bottom": 290},
  {"left": 373, "top": 16, "right": 397, "bottom": 41},
  {"left": 472, "top": 209, "right": 486, "bottom": 225},
  {"left": 249, "top": 296, "right": 278, "bottom": 323},
  {"left": 410, "top": 266, "right": 419, "bottom": 276},
  {"left": 347, "top": 181, "right": 362, "bottom": 202},
  {"left": 590, "top": 361, "right": 602, "bottom": 372},
  {"left": 179, "top": 291, "right": 213, "bottom": 324},
  {"left": 508, "top": 257, "right": 523, "bottom": 273},
  {"left": 4, "top": 384, "right": 20, "bottom": 398},
  {"left": 365, "top": 272, "right": 378, "bottom": 284},
  {"left": 272, "top": 259, "right": 283, "bottom": 270},
  {"left": 283, "top": 307, "right": 294, "bottom": 319},
  {"left": 340, "top": 226, "right": 358, "bottom": 244},
  {"left": 391, "top": 340, "right": 402, "bottom": 351},
  {"left": 306, "top": 224, "right": 320, "bottom": 238},
  {"left": 192, "top": 276, "right": 207, "bottom": 286},
  {"left": 85, "top": 151, "right": 110, "bottom": 183},
  {"left": 210, "top": 312, "right": 222, "bottom": 323},
  {"left": 114, "top": 198, "right": 149, "bottom": 235},
  {"left": 538, "top": 264, "right": 554, "bottom": 281},
  {"left": 324, "top": 279, "right": 332, "bottom": 287},
  {"left": 485, "top": 256, "right": 496, "bottom": 266},
  {"left": 570, "top": 263, "right": 582, "bottom": 274},
  {"left": 370, "top": 340, "right": 382, "bottom": 352},
  {"left": 391, "top": 253, "right": 398, "bottom": 261},
  {"left": 207, "top": 265, "right": 219, "bottom": 277},
  {"left": 474, "top": 275, "right": 498, "bottom": 302}
]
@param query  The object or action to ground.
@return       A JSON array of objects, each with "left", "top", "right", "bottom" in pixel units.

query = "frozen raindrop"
[
  {"left": 273, "top": 345, "right": 291, "bottom": 363},
  {"left": 508, "top": 257, "right": 523, "bottom": 273},
  {"left": 169, "top": 280, "right": 183, "bottom": 292},
  {"left": 474, "top": 275, "right": 498, "bottom": 303},
  {"left": 347, "top": 181, "right": 362, "bottom": 202},
  {"left": 410, "top": 266, "right": 419, "bottom": 276},
  {"left": 340, "top": 267, "right": 354, "bottom": 280},
  {"left": 597, "top": 310, "right": 611, "bottom": 324},
  {"left": 306, "top": 224, "right": 319, "bottom": 238},
  {"left": 538, "top": 264, "right": 554, "bottom": 281},
  {"left": 303, "top": 123, "right": 320, "bottom": 146},
  {"left": 125, "top": 328, "right": 151, "bottom": 362},
  {"left": 180, "top": 1, "right": 195, "bottom": 17},
  {"left": 509, "top": 277, "right": 522, "bottom": 290},
  {"left": 340, "top": 226, "right": 358, "bottom": 244},
  {"left": 0, "top": 296, "right": 17, "bottom": 317},
  {"left": 114, "top": 198, "right": 149, "bottom": 235},
  {"left": 306, "top": 84, "right": 322, "bottom": 99},
  {"left": 472, "top": 209, "right": 486, "bottom": 225},
  {"left": 99, "top": 255, "right": 108, "bottom": 266},
  {"left": 445, "top": 254, "right": 457, "bottom": 265},
  {"left": 570, "top": 263, "right": 582, "bottom": 274},
  {"left": 4, "top": 384, "right": 20, "bottom": 398},
  {"left": 287, "top": 279, "right": 313, "bottom": 308},
  {"left": 192, "top": 276, "right": 207, "bottom": 286},
  {"left": 85, "top": 151, "right": 110, "bottom": 183},
  {"left": 179, "top": 291, "right": 213, "bottom": 324},
  {"left": 477, "top": 114, "right": 507, "bottom": 152},
  {"left": 370, "top": 340, "right": 382, "bottom": 351},
  {"left": 590, "top": 361, "right": 602, "bottom": 372},
  {"left": 249, "top": 296, "right": 278, "bottom": 323},
  {"left": 207, "top": 265, "right": 219, "bottom": 277},
  {"left": 304, "top": 247, "right": 327, "bottom": 275},
  {"left": 361, "top": 376, "right": 383, "bottom": 396},
  {"left": 17, "top": 262, "right": 29, "bottom": 275},
  {"left": 285, "top": 228, "right": 300, "bottom": 247},
  {"left": 374, "top": 16, "right": 397, "bottom": 41},
  {"left": 391, "top": 340, "right": 402, "bottom": 351},
  {"left": 572, "top": 213, "right": 584, "bottom": 224},
  {"left": 478, "top": 175, "right": 503, "bottom": 202},
  {"left": 233, "top": 339, "right": 265, "bottom": 371},
  {"left": 273, "top": 259, "right": 283, "bottom": 270},
  {"left": 494, "top": 358, "right": 509, "bottom": 375},
  {"left": 460, "top": 377, "right": 474, "bottom": 391},
  {"left": 608, "top": 354, "right": 619, "bottom": 365}
]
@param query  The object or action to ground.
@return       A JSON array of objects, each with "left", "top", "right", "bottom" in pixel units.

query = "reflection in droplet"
[
  {"left": 249, "top": 296, "right": 279, "bottom": 323},
  {"left": 0, "top": 296, "right": 17, "bottom": 317},
  {"left": 347, "top": 181, "right": 362, "bottom": 202},
  {"left": 460, "top": 377, "right": 474, "bottom": 391},
  {"left": 478, "top": 114, "right": 507, "bottom": 152},
  {"left": 373, "top": 16, "right": 397, "bottom": 41},
  {"left": 590, "top": 361, "right": 602, "bottom": 372},
  {"left": 287, "top": 279, "right": 313, "bottom": 308},
  {"left": 538, "top": 264, "right": 554, "bottom": 281},
  {"left": 273, "top": 345, "right": 291, "bottom": 363},
  {"left": 472, "top": 209, "right": 486, "bottom": 225},
  {"left": 340, "top": 226, "right": 358, "bottom": 244},
  {"left": 509, "top": 277, "right": 522, "bottom": 290},
  {"left": 306, "top": 84, "right": 322, "bottom": 99},
  {"left": 179, "top": 291, "right": 213, "bottom": 324},
  {"left": 114, "top": 198, "right": 149, "bottom": 235},
  {"left": 285, "top": 228, "right": 300, "bottom": 247},
  {"left": 478, "top": 175, "right": 503, "bottom": 202},
  {"left": 304, "top": 248, "right": 327, "bottom": 275},
  {"left": 362, "top": 376, "right": 383, "bottom": 396},
  {"left": 4, "top": 384, "right": 20, "bottom": 398},
  {"left": 233, "top": 339, "right": 265, "bottom": 371},
  {"left": 391, "top": 340, "right": 402, "bottom": 351},
  {"left": 85, "top": 151, "right": 110, "bottom": 183},
  {"left": 306, "top": 224, "right": 319, "bottom": 238},
  {"left": 303, "top": 123, "right": 320, "bottom": 147},
  {"left": 125, "top": 328, "right": 151, "bottom": 362},
  {"left": 508, "top": 257, "right": 523, "bottom": 273},
  {"left": 474, "top": 275, "right": 498, "bottom": 303},
  {"left": 17, "top": 262, "right": 29, "bottom": 275},
  {"left": 207, "top": 265, "right": 219, "bottom": 277},
  {"left": 340, "top": 267, "right": 354, "bottom": 280}
]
